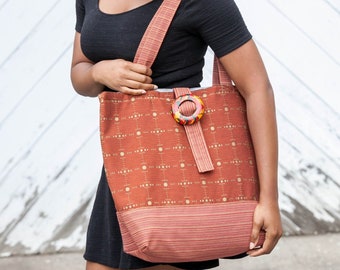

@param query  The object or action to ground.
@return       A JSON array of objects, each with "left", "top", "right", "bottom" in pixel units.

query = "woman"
[{"left": 71, "top": 0, "right": 282, "bottom": 269}]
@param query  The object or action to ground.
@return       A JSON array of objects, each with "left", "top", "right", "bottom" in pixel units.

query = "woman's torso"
[{"left": 76, "top": 0, "right": 252, "bottom": 89}]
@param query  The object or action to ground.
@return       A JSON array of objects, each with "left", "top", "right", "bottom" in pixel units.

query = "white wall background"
[{"left": 0, "top": 0, "right": 339, "bottom": 256}]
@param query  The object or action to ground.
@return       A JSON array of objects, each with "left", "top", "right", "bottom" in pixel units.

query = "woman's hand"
[
  {"left": 247, "top": 201, "right": 283, "bottom": 256},
  {"left": 92, "top": 59, "right": 157, "bottom": 96},
  {"left": 70, "top": 32, "right": 157, "bottom": 97}
]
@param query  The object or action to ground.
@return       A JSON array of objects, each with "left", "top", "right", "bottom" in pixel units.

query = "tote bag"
[{"left": 99, "top": 0, "right": 265, "bottom": 263}]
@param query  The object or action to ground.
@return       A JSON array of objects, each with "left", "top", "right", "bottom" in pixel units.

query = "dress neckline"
[{"left": 97, "top": 0, "right": 158, "bottom": 16}]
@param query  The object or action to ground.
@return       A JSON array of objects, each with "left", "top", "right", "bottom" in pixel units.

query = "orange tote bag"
[{"left": 99, "top": 0, "right": 265, "bottom": 263}]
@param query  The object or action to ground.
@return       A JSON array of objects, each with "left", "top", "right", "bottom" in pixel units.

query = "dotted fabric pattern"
[{"left": 99, "top": 85, "right": 259, "bottom": 212}]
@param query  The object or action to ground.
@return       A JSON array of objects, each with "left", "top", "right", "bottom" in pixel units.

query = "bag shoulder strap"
[{"left": 133, "top": 0, "right": 181, "bottom": 67}]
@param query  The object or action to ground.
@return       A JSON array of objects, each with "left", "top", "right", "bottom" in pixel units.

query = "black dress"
[{"left": 76, "top": 0, "right": 252, "bottom": 268}]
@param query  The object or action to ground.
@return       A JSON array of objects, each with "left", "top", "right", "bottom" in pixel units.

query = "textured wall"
[{"left": 0, "top": 0, "right": 339, "bottom": 256}]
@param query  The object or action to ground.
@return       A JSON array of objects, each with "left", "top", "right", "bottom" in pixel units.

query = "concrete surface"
[{"left": 0, "top": 234, "right": 339, "bottom": 270}]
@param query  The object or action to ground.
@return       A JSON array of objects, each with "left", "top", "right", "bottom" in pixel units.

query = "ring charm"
[{"left": 171, "top": 94, "right": 205, "bottom": 125}]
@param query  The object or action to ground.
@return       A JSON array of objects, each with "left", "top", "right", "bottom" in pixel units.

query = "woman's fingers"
[
  {"left": 247, "top": 203, "right": 283, "bottom": 257},
  {"left": 119, "top": 83, "right": 157, "bottom": 96},
  {"left": 128, "top": 62, "right": 153, "bottom": 77},
  {"left": 108, "top": 60, "right": 157, "bottom": 95},
  {"left": 122, "top": 69, "right": 154, "bottom": 87},
  {"left": 247, "top": 229, "right": 281, "bottom": 257}
]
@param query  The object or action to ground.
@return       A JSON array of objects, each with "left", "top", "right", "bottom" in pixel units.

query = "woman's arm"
[
  {"left": 219, "top": 39, "right": 283, "bottom": 256},
  {"left": 70, "top": 32, "right": 157, "bottom": 97}
]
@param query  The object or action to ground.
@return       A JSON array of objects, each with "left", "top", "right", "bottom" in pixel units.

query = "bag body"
[
  {"left": 99, "top": 0, "right": 264, "bottom": 263},
  {"left": 99, "top": 85, "right": 264, "bottom": 262}
]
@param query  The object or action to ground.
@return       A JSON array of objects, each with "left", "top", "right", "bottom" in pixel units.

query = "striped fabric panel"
[{"left": 117, "top": 201, "right": 265, "bottom": 263}]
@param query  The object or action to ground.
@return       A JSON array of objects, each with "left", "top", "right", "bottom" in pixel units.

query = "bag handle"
[
  {"left": 213, "top": 56, "right": 233, "bottom": 86},
  {"left": 134, "top": 0, "right": 233, "bottom": 86},
  {"left": 133, "top": 0, "right": 181, "bottom": 67}
]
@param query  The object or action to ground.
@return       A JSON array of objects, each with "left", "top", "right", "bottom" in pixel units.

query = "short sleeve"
[
  {"left": 75, "top": 0, "right": 85, "bottom": 33},
  {"left": 190, "top": 0, "right": 252, "bottom": 57}
]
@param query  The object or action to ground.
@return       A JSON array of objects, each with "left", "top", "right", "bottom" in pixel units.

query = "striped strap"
[
  {"left": 174, "top": 88, "right": 214, "bottom": 173},
  {"left": 134, "top": 0, "right": 181, "bottom": 67},
  {"left": 212, "top": 56, "right": 233, "bottom": 86}
]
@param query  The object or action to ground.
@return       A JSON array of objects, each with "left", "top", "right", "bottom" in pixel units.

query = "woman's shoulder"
[
  {"left": 76, "top": 0, "right": 96, "bottom": 9},
  {"left": 179, "top": 0, "right": 251, "bottom": 57},
  {"left": 181, "top": 0, "right": 238, "bottom": 10},
  {"left": 179, "top": 0, "right": 242, "bottom": 21},
  {"left": 179, "top": 0, "right": 244, "bottom": 25}
]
